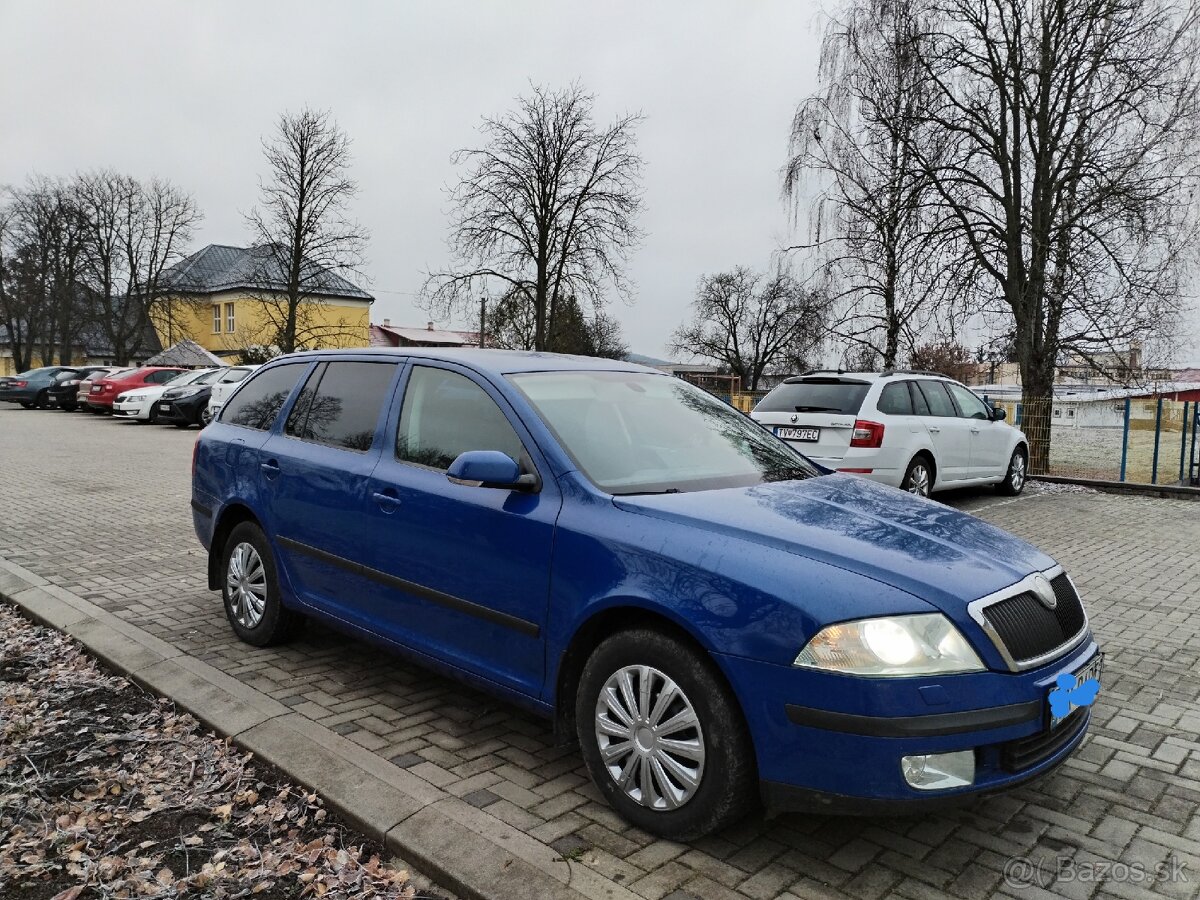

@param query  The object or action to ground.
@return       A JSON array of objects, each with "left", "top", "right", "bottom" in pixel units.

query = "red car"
[{"left": 86, "top": 367, "right": 187, "bottom": 413}]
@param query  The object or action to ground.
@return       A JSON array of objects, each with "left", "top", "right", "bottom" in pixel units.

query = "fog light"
[{"left": 901, "top": 750, "right": 975, "bottom": 790}]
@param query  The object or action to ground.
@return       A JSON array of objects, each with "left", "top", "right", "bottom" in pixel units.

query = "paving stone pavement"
[{"left": 2, "top": 404, "right": 1199, "bottom": 900}]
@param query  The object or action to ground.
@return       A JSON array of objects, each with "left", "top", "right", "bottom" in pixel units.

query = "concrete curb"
[
  {"left": 1030, "top": 474, "right": 1200, "bottom": 500},
  {"left": 0, "top": 556, "right": 635, "bottom": 900}
]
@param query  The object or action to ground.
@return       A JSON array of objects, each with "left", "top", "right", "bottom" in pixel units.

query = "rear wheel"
[
  {"left": 901, "top": 454, "right": 934, "bottom": 498},
  {"left": 220, "top": 522, "right": 300, "bottom": 647},
  {"left": 575, "top": 628, "right": 756, "bottom": 840},
  {"left": 996, "top": 446, "right": 1028, "bottom": 496},
  {"left": 19, "top": 401, "right": 34, "bottom": 409},
  {"left": 33, "top": 390, "right": 49, "bottom": 409}
]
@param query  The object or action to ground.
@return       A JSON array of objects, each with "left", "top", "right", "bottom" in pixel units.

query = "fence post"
[
  {"left": 1181, "top": 401, "right": 1191, "bottom": 484},
  {"left": 1192, "top": 404, "right": 1200, "bottom": 486},
  {"left": 1119, "top": 398, "right": 1131, "bottom": 482},
  {"left": 1151, "top": 397, "right": 1163, "bottom": 484}
]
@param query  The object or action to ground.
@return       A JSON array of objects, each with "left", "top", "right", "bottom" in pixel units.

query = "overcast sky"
[
  {"left": 3, "top": 1, "right": 1196, "bottom": 365},
  {"left": 1, "top": 0, "right": 831, "bottom": 360}
]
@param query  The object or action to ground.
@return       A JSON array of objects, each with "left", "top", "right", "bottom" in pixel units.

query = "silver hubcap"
[
  {"left": 906, "top": 464, "right": 931, "bottom": 496},
  {"left": 594, "top": 665, "right": 705, "bottom": 811},
  {"left": 226, "top": 542, "right": 267, "bottom": 628},
  {"left": 1010, "top": 453, "right": 1026, "bottom": 489}
]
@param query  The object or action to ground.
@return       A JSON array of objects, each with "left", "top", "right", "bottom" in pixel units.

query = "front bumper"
[
  {"left": 717, "top": 636, "right": 1099, "bottom": 811},
  {"left": 156, "top": 394, "right": 206, "bottom": 424},
  {"left": 113, "top": 398, "right": 153, "bottom": 419}
]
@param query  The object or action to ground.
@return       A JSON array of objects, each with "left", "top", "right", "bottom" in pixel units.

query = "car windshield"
[
  {"left": 16, "top": 368, "right": 51, "bottom": 377},
  {"left": 510, "top": 370, "right": 820, "bottom": 495},
  {"left": 755, "top": 378, "right": 872, "bottom": 414}
]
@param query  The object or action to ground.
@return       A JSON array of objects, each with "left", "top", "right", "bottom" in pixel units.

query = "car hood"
[{"left": 613, "top": 474, "right": 1054, "bottom": 613}]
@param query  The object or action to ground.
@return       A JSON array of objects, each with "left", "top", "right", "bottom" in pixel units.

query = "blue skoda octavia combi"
[{"left": 191, "top": 349, "right": 1100, "bottom": 839}]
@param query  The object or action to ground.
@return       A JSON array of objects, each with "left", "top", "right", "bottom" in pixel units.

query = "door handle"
[
  {"left": 970, "top": 427, "right": 981, "bottom": 434},
  {"left": 260, "top": 459, "right": 281, "bottom": 480},
  {"left": 372, "top": 490, "right": 401, "bottom": 513},
  {"left": 928, "top": 426, "right": 941, "bottom": 433}
]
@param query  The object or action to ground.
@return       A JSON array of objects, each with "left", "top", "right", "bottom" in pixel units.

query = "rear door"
[
  {"left": 258, "top": 359, "right": 403, "bottom": 618},
  {"left": 752, "top": 377, "right": 871, "bottom": 461},
  {"left": 913, "top": 380, "right": 973, "bottom": 482}
]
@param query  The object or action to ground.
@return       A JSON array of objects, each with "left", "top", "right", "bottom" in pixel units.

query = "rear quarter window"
[
  {"left": 877, "top": 382, "right": 914, "bottom": 415},
  {"left": 756, "top": 379, "right": 871, "bottom": 415},
  {"left": 219, "top": 363, "right": 307, "bottom": 431}
]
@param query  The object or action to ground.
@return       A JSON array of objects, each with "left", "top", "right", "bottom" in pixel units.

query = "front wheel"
[
  {"left": 220, "top": 522, "right": 300, "bottom": 647},
  {"left": 575, "top": 628, "right": 756, "bottom": 840},
  {"left": 996, "top": 446, "right": 1028, "bottom": 496}
]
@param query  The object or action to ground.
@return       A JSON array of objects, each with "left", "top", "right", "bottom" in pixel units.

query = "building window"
[
  {"left": 1053, "top": 408, "right": 1062, "bottom": 417},
  {"left": 225, "top": 302, "right": 236, "bottom": 333},
  {"left": 212, "top": 305, "right": 221, "bottom": 333},
  {"left": 1067, "top": 408, "right": 1075, "bottom": 418}
]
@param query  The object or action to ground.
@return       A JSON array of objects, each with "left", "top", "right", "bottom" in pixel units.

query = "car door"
[
  {"left": 359, "top": 362, "right": 559, "bottom": 696},
  {"left": 945, "top": 381, "right": 1005, "bottom": 478},
  {"left": 257, "top": 359, "right": 403, "bottom": 619},
  {"left": 914, "top": 380, "right": 973, "bottom": 482}
]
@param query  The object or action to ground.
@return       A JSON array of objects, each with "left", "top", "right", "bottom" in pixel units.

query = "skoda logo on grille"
[{"left": 1031, "top": 573, "right": 1057, "bottom": 610}]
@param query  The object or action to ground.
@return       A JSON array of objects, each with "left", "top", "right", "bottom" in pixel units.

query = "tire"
[
  {"left": 996, "top": 446, "right": 1028, "bottom": 496},
  {"left": 33, "top": 390, "right": 49, "bottom": 409},
  {"left": 575, "top": 628, "right": 756, "bottom": 840},
  {"left": 173, "top": 421, "right": 191, "bottom": 429},
  {"left": 900, "top": 454, "right": 935, "bottom": 498},
  {"left": 62, "top": 403, "right": 76, "bottom": 412},
  {"left": 220, "top": 522, "right": 300, "bottom": 647},
  {"left": 19, "top": 401, "right": 34, "bottom": 409}
]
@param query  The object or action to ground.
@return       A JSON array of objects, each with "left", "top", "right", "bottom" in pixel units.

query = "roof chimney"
[
  {"left": 427, "top": 321, "right": 434, "bottom": 331},
  {"left": 383, "top": 318, "right": 390, "bottom": 327}
]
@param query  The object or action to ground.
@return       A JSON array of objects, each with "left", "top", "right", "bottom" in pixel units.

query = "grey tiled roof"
[
  {"left": 143, "top": 339, "right": 225, "bottom": 368},
  {"left": 163, "top": 244, "right": 373, "bottom": 302}
]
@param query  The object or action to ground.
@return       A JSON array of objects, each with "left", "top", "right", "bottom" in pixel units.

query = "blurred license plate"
[
  {"left": 159, "top": 402, "right": 171, "bottom": 412},
  {"left": 775, "top": 426, "right": 820, "bottom": 442},
  {"left": 1051, "top": 653, "right": 1102, "bottom": 728}
]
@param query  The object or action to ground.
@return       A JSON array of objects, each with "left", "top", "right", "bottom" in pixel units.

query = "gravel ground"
[{"left": 0, "top": 604, "right": 450, "bottom": 900}]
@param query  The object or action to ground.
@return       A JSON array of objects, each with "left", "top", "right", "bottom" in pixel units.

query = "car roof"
[
  {"left": 783, "top": 370, "right": 956, "bottom": 385},
  {"left": 271, "top": 347, "right": 660, "bottom": 377}
]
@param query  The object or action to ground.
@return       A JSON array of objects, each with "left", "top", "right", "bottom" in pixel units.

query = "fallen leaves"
[{"left": 0, "top": 605, "right": 422, "bottom": 898}]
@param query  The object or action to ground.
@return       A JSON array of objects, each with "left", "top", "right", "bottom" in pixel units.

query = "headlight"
[
  {"left": 794, "top": 613, "right": 984, "bottom": 676},
  {"left": 122, "top": 393, "right": 146, "bottom": 402},
  {"left": 171, "top": 387, "right": 203, "bottom": 398}
]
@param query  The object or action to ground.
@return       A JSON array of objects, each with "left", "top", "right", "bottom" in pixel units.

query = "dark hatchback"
[
  {"left": 155, "top": 369, "right": 225, "bottom": 427},
  {"left": 48, "top": 366, "right": 121, "bottom": 411},
  {"left": 0, "top": 367, "right": 81, "bottom": 407}
]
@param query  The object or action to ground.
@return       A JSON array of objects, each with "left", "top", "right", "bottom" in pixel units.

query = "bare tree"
[
  {"left": 785, "top": 0, "right": 954, "bottom": 369},
  {"left": 75, "top": 170, "right": 200, "bottom": 364},
  {"left": 915, "top": 0, "right": 1200, "bottom": 470},
  {"left": 241, "top": 108, "right": 367, "bottom": 355},
  {"left": 909, "top": 339, "right": 975, "bottom": 381},
  {"left": 670, "top": 267, "right": 824, "bottom": 391},
  {"left": 425, "top": 83, "right": 644, "bottom": 351}
]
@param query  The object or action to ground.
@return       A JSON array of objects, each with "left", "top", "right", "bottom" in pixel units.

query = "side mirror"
[
  {"left": 991, "top": 406, "right": 1007, "bottom": 422},
  {"left": 447, "top": 450, "right": 536, "bottom": 491}
]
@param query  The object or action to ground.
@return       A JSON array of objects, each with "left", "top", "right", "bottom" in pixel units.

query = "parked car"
[
  {"left": 86, "top": 367, "right": 187, "bottom": 413},
  {"left": 201, "top": 365, "right": 260, "bottom": 424},
  {"left": 0, "top": 366, "right": 82, "bottom": 408},
  {"left": 751, "top": 371, "right": 1029, "bottom": 497},
  {"left": 113, "top": 368, "right": 224, "bottom": 423},
  {"left": 193, "top": 349, "right": 1099, "bottom": 839},
  {"left": 154, "top": 368, "right": 228, "bottom": 428},
  {"left": 48, "top": 366, "right": 124, "bottom": 411},
  {"left": 75, "top": 368, "right": 133, "bottom": 411}
]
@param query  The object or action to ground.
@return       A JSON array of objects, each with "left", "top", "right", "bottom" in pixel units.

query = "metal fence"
[{"left": 988, "top": 396, "right": 1200, "bottom": 486}]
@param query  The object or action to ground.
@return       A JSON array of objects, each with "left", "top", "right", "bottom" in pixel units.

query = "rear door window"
[
  {"left": 755, "top": 379, "right": 871, "bottom": 415},
  {"left": 220, "top": 363, "right": 307, "bottom": 431},
  {"left": 876, "top": 382, "right": 913, "bottom": 415},
  {"left": 284, "top": 361, "right": 398, "bottom": 452},
  {"left": 916, "top": 380, "right": 957, "bottom": 417}
]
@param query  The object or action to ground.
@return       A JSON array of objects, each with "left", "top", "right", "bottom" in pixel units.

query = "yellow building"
[{"left": 154, "top": 244, "right": 373, "bottom": 362}]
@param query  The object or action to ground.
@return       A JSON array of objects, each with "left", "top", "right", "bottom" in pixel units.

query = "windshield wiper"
[{"left": 615, "top": 487, "right": 681, "bottom": 496}]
